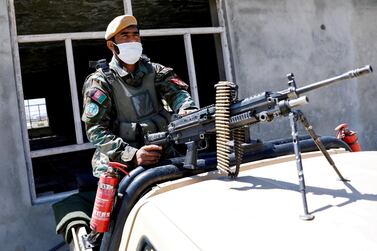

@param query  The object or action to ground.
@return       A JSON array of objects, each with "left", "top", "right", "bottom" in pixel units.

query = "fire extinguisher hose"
[{"left": 108, "top": 162, "right": 129, "bottom": 176}]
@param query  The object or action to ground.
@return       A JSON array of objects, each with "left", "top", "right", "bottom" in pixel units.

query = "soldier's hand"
[
  {"left": 178, "top": 108, "right": 198, "bottom": 116},
  {"left": 134, "top": 145, "right": 162, "bottom": 166}
]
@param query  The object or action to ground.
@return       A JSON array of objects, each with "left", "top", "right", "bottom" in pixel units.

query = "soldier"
[{"left": 82, "top": 15, "right": 198, "bottom": 177}]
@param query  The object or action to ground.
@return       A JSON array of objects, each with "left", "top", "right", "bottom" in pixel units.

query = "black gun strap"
[{"left": 92, "top": 59, "right": 117, "bottom": 85}]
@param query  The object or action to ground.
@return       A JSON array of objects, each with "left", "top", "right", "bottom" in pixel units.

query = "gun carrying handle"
[{"left": 183, "top": 141, "right": 198, "bottom": 169}]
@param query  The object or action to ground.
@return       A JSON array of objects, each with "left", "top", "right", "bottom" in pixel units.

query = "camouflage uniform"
[{"left": 82, "top": 56, "right": 197, "bottom": 177}]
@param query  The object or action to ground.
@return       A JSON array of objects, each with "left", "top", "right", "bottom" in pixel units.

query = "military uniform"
[{"left": 82, "top": 56, "right": 197, "bottom": 177}]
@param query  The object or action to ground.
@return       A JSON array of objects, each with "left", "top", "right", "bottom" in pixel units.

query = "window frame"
[
  {"left": 8, "top": 0, "right": 233, "bottom": 204},
  {"left": 24, "top": 98, "right": 49, "bottom": 130}
]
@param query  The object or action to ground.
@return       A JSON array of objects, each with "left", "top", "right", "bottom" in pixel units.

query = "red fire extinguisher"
[
  {"left": 90, "top": 162, "right": 129, "bottom": 233},
  {"left": 335, "top": 123, "right": 361, "bottom": 152}
]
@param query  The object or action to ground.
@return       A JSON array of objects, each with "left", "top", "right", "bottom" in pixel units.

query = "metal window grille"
[
  {"left": 9, "top": 0, "right": 233, "bottom": 204},
  {"left": 24, "top": 98, "right": 49, "bottom": 130}
]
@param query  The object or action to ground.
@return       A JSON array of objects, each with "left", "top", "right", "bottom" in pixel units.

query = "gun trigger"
[{"left": 197, "top": 139, "right": 208, "bottom": 151}]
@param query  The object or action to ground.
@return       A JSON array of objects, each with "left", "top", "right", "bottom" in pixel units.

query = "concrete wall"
[
  {"left": 1, "top": 1, "right": 376, "bottom": 250},
  {"left": 0, "top": 1, "right": 63, "bottom": 250},
  {"left": 224, "top": 0, "right": 377, "bottom": 150}
]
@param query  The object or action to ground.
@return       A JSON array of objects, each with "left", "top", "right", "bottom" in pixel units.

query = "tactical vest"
[{"left": 97, "top": 59, "right": 172, "bottom": 147}]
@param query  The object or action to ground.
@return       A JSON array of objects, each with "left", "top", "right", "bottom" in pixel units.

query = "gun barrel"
[
  {"left": 296, "top": 65, "right": 373, "bottom": 95},
  {"left": 288, "top": 96, "right": 309, "bottom": 108}
]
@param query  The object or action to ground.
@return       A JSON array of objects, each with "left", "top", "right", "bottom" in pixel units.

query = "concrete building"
[{"left": 0, "top": 0, "right": 376, "bottom": 250}]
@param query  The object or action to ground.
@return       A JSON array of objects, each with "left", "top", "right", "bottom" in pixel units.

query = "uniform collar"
[
  {"left": 109, "top": 56, "right": 152, "bottom": 78},
  {"left": 109, "top": 56, "right": 129, "bottom": 77}
]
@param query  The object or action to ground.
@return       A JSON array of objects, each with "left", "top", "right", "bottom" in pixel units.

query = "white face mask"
[{"left": 114, "top": 42, "right": 143, "bottom": 64}]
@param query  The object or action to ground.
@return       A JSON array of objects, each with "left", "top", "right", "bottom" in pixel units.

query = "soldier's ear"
[{"left": 107, "top": 40, "right": 116, "bottom": 54}]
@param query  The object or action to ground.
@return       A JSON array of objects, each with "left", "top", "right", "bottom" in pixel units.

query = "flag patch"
[
  {"left": 91, "top": 89, "right": 107, "bottom": 104},
  {"left": 169, "top": 77, "right": 188, "bottom": 89}
]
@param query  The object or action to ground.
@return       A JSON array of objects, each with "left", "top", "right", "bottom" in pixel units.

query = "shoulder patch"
[
  {"left": 85, "top": 102, "right": 100, "bottom": 118},
  {"left": 169, "top": 77, "right": 188, "bottom": 89},
  {"left": 89, "top": 89, "right": 107, "bottom": 105}
]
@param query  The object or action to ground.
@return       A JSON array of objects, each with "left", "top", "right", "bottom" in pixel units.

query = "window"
[
  {"left": 25, "top": 98, "right": 49, "bottom": 130},
  {"left": 10, "top": 0, "right": 232, "bottom": 203}
]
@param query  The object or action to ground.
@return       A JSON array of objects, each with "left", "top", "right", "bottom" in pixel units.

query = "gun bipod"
[
  {"left": 295, "top": 110, "right": 350, "bottom": 182},
  {"left": 289, "top": 110, "right": 350, "bottom": 220}
]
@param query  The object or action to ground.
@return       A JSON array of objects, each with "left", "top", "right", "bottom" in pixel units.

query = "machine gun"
[
  {"left": 145, "top": 65, "right": 373, "bottom": 219},
  {"left": 146, "top": 65, "right": 372, "bottom": 172}
]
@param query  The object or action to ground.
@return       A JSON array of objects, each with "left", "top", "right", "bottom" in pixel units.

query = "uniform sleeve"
[
  {"left": 82, "top": 74, "right": 138, "bottom": 177},
  {"left": 153, "top": 63, "right": 198, "bottom": 114}
]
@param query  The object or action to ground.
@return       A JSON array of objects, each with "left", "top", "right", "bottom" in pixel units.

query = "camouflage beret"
[{"left": 105, "top": 15, "right": 138, "bottom": 40}]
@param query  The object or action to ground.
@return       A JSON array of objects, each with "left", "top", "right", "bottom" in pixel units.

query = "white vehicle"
[
  {"left": 114, "top": 150, "right": 377, "bottom": 251},
  {"left": 67, "top": 136, "right": 376, "bottom": 251}
]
